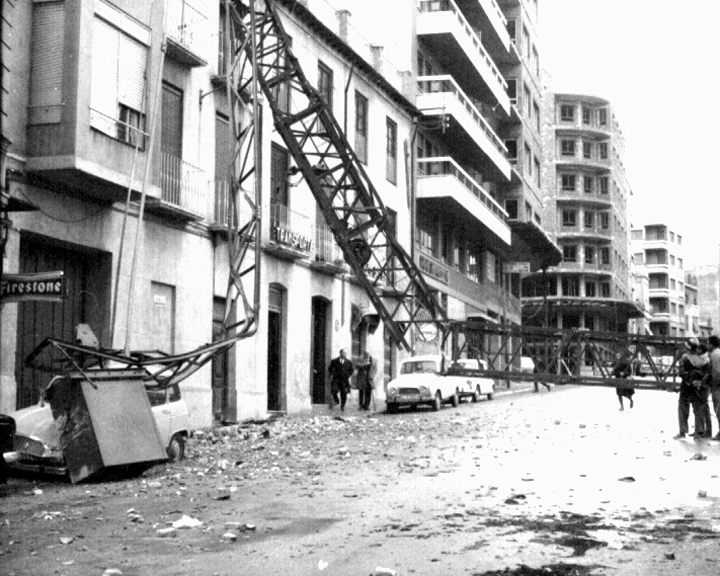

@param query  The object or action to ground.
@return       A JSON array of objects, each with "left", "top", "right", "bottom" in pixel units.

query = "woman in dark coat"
[{"left": 613, "top": 350, "right": 635, "bottom": 410}]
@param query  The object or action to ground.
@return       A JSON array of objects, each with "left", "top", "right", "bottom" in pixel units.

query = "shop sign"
[
  {"left": 503, "top": 261, "right": 531, "bottom": 274},
  {"left": 1, "top": 271, "right": 65, "bottom": 303},
  {"left": 273, "top": 226, "right": 314, "bottom": 253}
]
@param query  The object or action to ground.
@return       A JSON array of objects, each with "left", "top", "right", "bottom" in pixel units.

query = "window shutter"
[
  {"left": 30, "top": 2, "right": 65, "bottom": 113},
  {"left": 118, "top": 34, "right": 147, "bottom": 112},
  {"left": 91, "top": 18, "right": 120, "bottom": 135}
]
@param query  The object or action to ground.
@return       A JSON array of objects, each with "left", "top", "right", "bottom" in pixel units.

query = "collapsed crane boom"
[{"left": 228, "top": 0, "right": 447, "bottom": 351}]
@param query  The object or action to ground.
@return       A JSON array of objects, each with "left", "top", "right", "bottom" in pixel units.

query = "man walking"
[{"left": 329, "top": 349, "right": 354, "bottom": 411}]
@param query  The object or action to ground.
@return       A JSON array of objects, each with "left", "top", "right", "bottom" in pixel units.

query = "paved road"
[{"left": 3, "top": 384, "right": 720, "bottom": 576}]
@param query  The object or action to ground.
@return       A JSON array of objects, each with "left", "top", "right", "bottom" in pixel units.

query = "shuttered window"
[
  {"left": 90, "top": 15, "right": 148, "bottom": 144},
  {"left": 29, "top": 2, "right": 65, "bottom": 124}
]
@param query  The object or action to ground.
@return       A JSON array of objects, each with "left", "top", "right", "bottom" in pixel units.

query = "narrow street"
[{"left": 3, "top": 384, "right": 720, "bottom": 576}]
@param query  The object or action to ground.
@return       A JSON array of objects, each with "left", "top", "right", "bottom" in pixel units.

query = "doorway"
[
  {"left": 267, "top": 285, "right": 284, "bottom": 412},
  {"left": 311, "top": 296, "right": 330, "bottom": 404}
]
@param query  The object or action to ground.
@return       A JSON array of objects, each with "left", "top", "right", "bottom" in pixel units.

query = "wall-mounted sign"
[
  {"left": 273, "top": 226, "right": 314, "bottom": 253},
  {"left": 1, "top": 271, "right": 65, "bottom": 303},
  {"left": 503, "top": 262, "right": 531, "bottom": 274}
]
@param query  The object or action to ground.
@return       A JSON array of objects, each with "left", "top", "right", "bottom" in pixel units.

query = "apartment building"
[
  {"left": 522, "top": 93, "right": 640, "bottom": 337},
  {"left": 684, "top": 273, "right": 700, "bottom": 338},
  {"left": 691, "top": 262, "right": 720, "bottom": 339},
  {"left": 630, "top": 224, "right": 687, "bottom": 337}
]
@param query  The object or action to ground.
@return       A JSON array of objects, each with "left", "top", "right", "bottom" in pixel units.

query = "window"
[
  {"left": 505, "top": 199, "right": 518, "bottom": 219},
  {"left": 270, "top": 143, "right": 289, "bottom": 206},
  {"left": 486, "top": 250, "right": 497, "bottom": 283},
  {"left": 160, "top": 83, "right": 183, "bottom": 202},
  {"left": 91, "top": 16, "right": 148, "bottom": 145},
  {"left": 507, "top": 19, "right": 516, "bottom": 41},
  {"left": 600, "top": 212, "right": 609, "bottom": 229},
  {"left": 679, "top": 258, "right": 684, "bottom": 269},
  {"left": 354, "top": 91, "right": 368, "bottom": 164},
  {"left": 561, "top": 140, "right": 575, "bottom": 156},
  {"left": 584, "top": 211, "right": 594, "bottom": 228},
  {"left": 599, "top": 142, "right": 609, "bottom": 159},
  {"left": 533, "top": 46, "right": 540, "bottom": 77},
  {"left": 525, "top": 201, "right": 532, "bottom": 221},
  {"left": 318, "top": 61, "right": 333, "bottom": 109},
  {"left": 583, "top": 141, "right": 593, "bottom": 159},
  {"left": 600, "top": 282, "right": 611, "bottom": 297},
  {"left": 677, "top": 235, "right": 683, "bottom": 245},
  {"left": 525, "top": 143, "right": 532, "bottom": 174},
  {"left": 582, "top": 107, "right": 591, "bottom": 124},
  {"left": 30, "top": 2, "right": 66, "bottom": 125},
  {"left": 585, "top": 282, "right": 597, "bottom": 297},
  {"left": 524, "top": 84, "right": 531, "bottom": 117},
  {"left": 386, "top": 117, "right": 397, "bottom": 184},
  {"left": 600, "top": 247, "right": 610, "bottom": 265},
  {"left": 507, "top": 78, "right": 517, "bottom": 103},
  {"left": 562, "top": 209, "right": 577, "bottom": 227},
  {"left": 584, "top": 246, "right": 595, "bottom": 264},
  {"left": 523, "top": 26, "right": 530, "bottom": 58},
  {"left": 583, "top": 176, "right": 594, "bottom": 194},
  {"left": 598, "top": 108, "right": 608, "bottom": 125},
  {"left": 560, "top": 104, "right": 574, "bottom": 122},
  {"left": 599, "top": 176, "right": 609, "bottom": 194},
  {"left": 561, "top": 174, "right": 576, "bottom": 191},
  {"left": 670, "top": 255, "right": 676, "bottom": 266},
  {"left": 633, "top": 252, "right": 644, "bottom": 263},
  {"left": 562, "top": 276, "right": 579, "bottom": 295},
  {"left": 533, "top": 101, "right": 540, "bottom": 131},
  {"left": 505, "top": 139, "right": 518, "bottom": 160},
  {"left": 534, "top": 157, "right": 541, "bottom": 187}
]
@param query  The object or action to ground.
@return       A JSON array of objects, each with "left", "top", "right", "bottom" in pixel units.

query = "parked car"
[
  {"left": 1, "top": 414, "right": 18, "bottom": 483},
  {"left": 8, "top": 380, "right": 191, "bottom": 478},
  {"left": 386, "top": 355, "right": 494, "bottom": 412}
]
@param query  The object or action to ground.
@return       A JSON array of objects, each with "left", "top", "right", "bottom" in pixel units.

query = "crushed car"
[{"left": 8, "top": 376, "right": 191, "bottom": 482}]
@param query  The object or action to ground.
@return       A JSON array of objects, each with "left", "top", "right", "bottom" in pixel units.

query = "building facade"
[
  {"left": 1, "top": 0, "right": 559, "bottom": 424},
  {"left": 522, "top": 93, "right": 639, "bottom": 339},
  {"left": 630, "top": 224, "right": 687, "bottom": 337}
]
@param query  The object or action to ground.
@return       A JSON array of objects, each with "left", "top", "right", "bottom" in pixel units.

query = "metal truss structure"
[{"left": 447, "top": 321, "right": 687, "bottom": 390}]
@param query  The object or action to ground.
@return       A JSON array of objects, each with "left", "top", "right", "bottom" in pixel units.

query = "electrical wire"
[{"left": 16, "top": 189, "right": 107, "bottom": 223}]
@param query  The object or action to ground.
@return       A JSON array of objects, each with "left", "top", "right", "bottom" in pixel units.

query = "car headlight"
[
  {"left": 418, "top": 386, "right": 430, "bottom": 396},
  {"left": 388, "top": 387, "right": 397, "bottom": 397}
]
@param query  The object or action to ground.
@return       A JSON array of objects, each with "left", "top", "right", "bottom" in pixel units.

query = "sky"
[{"left": 538, "top": 0, "right": 720, "bottom": 268}]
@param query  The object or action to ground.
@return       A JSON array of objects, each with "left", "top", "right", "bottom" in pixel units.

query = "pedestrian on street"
[
  {"left": 707, "top": 335, "right": 720, "bottom": 440},
  {"left": 354, "top": 351, "right": 376, "bottom": 411},
  {"left": 612, "top": 348, "right": 635, "bottom": 411},
  {"left": 675, "top": 337, "right": 712, "bottom": 439},
  {"left": 329, "top": 349, "right": 354, "bottom": 411}
]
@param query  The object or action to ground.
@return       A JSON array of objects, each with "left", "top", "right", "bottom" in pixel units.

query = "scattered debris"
[
  {"left": 618, "top": 476, "right": 635, "bottom": 482},
  {"left": 690, "top": 453, "right": 707, "bottom": 461},
  {"left": 172, "top": 515, "right": 203, "bottom": 529}
]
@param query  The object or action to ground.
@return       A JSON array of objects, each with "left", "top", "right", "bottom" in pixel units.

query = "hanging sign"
[{"left": 0, "top": 271, "right": 65, "bottom": 303}]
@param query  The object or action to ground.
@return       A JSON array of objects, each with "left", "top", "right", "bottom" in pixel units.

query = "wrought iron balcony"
[
  {"left": 166, "top": 0, "right": 208, "bottom": 67},
  {"left": 157, "top": 153, "right": 207, "bottom": 218}
]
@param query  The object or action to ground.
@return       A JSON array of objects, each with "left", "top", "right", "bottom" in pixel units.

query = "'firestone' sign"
[
  {"left": 273, "top": 226, "right": 314, "bottom": 253},
  {"left": 0, "top": 271, "right": 65, "bottom": 303}
]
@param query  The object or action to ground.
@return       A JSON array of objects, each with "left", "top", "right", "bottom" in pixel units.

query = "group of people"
[
  {"left": 674, "top": 335, "right": 720, "bottom": 440},
  {"left": 328, "top": 349, "right": 377, "bottom": 411}
]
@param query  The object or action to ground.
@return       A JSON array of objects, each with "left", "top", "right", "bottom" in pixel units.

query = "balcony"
[
  {"left": 417, "top": 157, "right": 510, "bottom": 244},
  {"left": 417, "top": 77, "right": 511, "bottom": 180},
  {"left": 311, "top": 221, "right": 348, "bottom": 275},
  {"left": 455, "top": 0, "right": 510, "bottom": 53},
  {"left": 417, "top": 0, "right": 509, "bottom": 112},
  {"left": 209, "top": 179, "right": 256, "bottom": 234},
  {"left": 146, "top": 153, "right": 206, "bottom": 220},
  {"left": 265, "top": 203, "right": 314, "bottom": 260},
  {"left": 165, "top": 0, "right": 208, "bottom": 67}
]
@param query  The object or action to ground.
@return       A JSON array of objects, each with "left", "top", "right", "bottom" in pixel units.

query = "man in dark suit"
[{"left": 329, "top": 349, "right": 354, "bottom": 411}]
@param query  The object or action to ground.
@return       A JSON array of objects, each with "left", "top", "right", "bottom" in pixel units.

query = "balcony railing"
[
  {"left": 418, "top": 0, "right": 507, "bottom": 90},
  {"left": 160, "top": 153, "right": 207, "bottom": 214},
  {"left": 315, "top": 221, "right": 347, "bottom": 267},
  {"left": 213, "top": 179, "right": 253, "bottom": 229},
  {"left": 166, "top": 0, "right": 208, "bottom": 60},
  {"left": 417, "top": 157, "right": 507, "bottom": 222},
  {"left": 418, "top": 76, "right": 508, "bottom": 158}
]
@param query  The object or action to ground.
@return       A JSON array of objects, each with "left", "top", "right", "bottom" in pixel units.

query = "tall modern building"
[
  {"left": 630, "top": 224, "right": 687, "bottom": 337},
  {"left": 522, "top": 93, "right": 641, "bottom": 340},
  {"left": 0, "top": 0, "right": 559, "bottom": 423},
  {"left": 691, "top": 261, "right": 720, "bottom": 338}
]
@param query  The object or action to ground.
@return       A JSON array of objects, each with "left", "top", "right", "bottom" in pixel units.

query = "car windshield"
[{"left": 401, "top": 361, "right": 438, "bottom": 375}]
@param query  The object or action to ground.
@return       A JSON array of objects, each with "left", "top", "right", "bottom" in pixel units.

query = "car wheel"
[
  {"left": 167, "top": 433, "right": 186, "bottom": 462},
  {"left": 451, "top": 391, "right": 459, "bottom": 408},
  {"left": 432, "top": 392, "right": 442, "bottom": 411},
  {"left": 472, "top": 386, "right": 481, "bottom": 403},
  {"left": 487, "top": 392, "right": 494, "bottom": 401}
]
